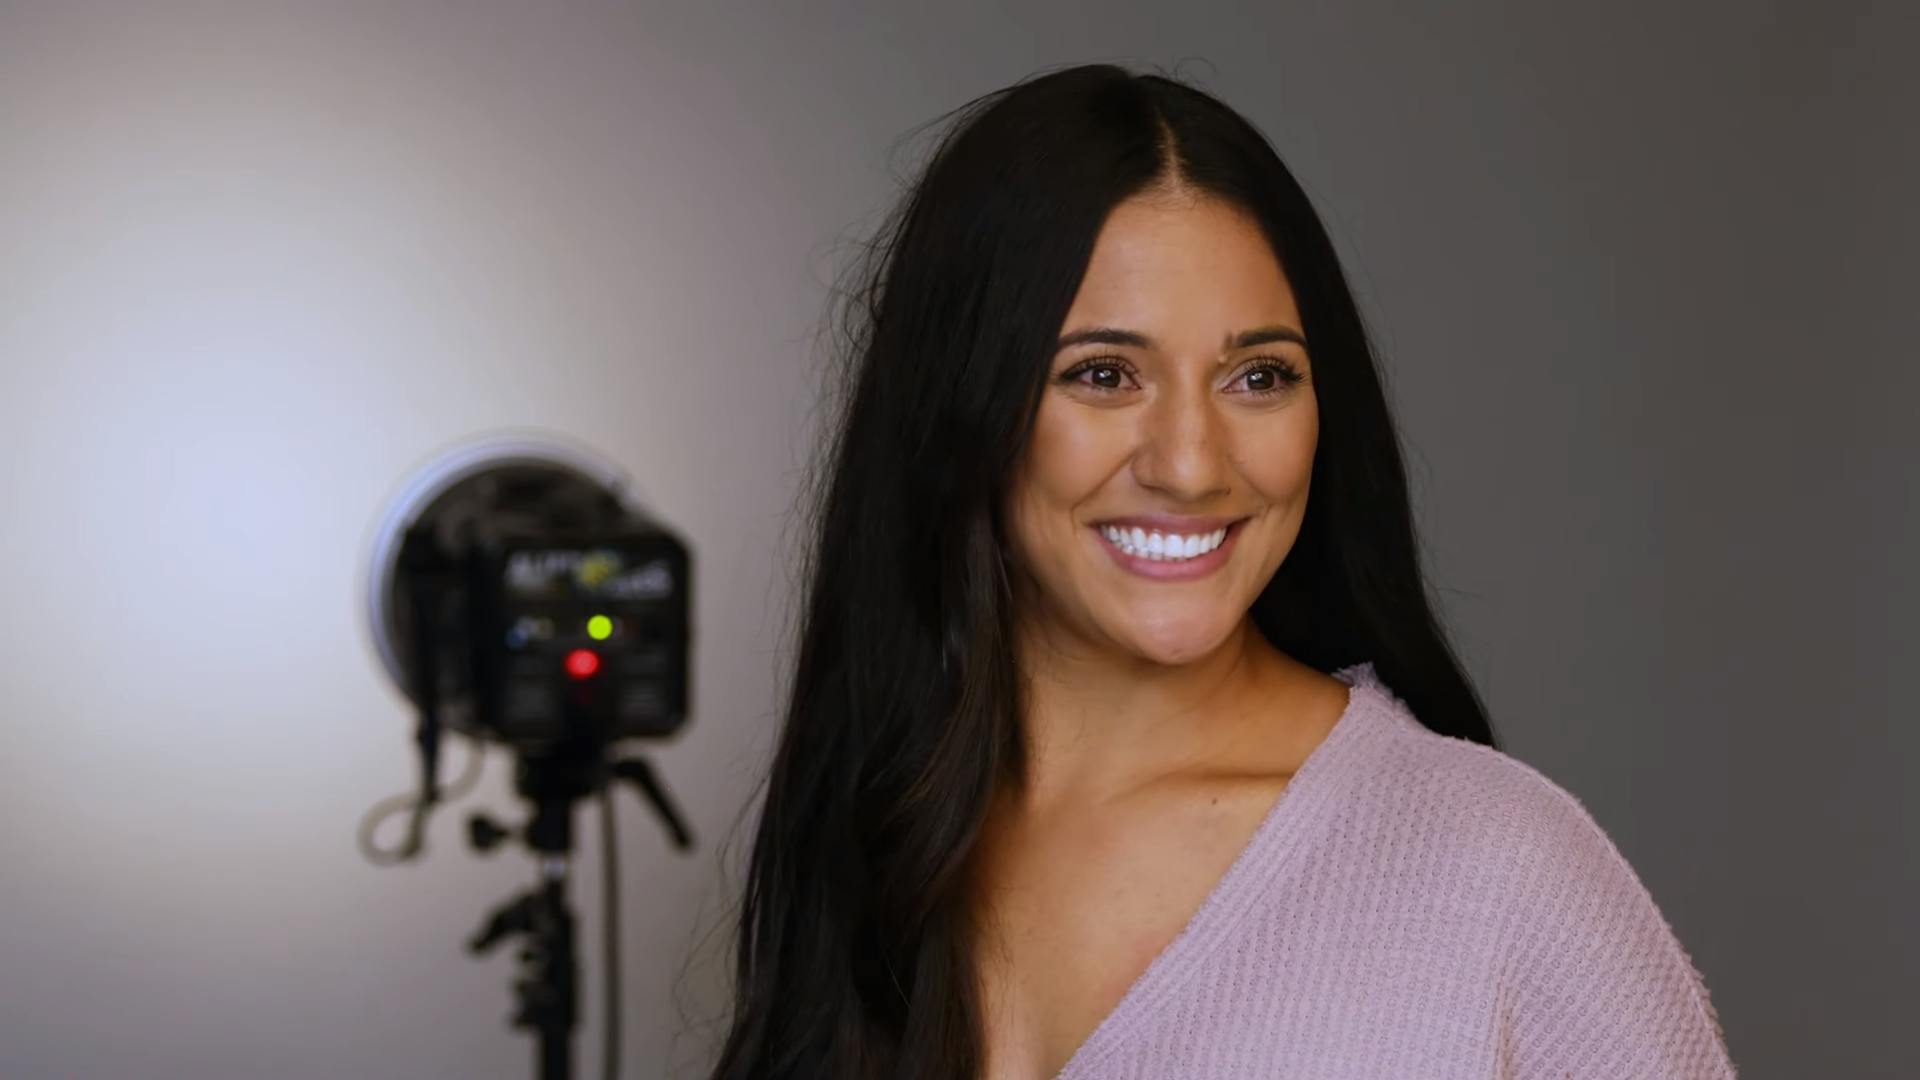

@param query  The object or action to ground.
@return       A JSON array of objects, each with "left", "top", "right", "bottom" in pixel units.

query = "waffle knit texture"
[{"left": 1052, "top": 661, "right": 1738, "bottom": 1079}]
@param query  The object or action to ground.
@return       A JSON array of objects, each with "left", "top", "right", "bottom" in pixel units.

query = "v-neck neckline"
[{"left": 1048, "top": 660, "right": 1384, "bottom": 1080}]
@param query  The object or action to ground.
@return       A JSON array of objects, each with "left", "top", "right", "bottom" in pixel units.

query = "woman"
[{"left": 705, "top": 63, "right": 1737, "bottom": 1079}]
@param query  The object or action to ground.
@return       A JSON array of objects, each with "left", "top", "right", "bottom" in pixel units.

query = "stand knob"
[{"left": 468, "top": 812, "right": 512, "bottom": 853}]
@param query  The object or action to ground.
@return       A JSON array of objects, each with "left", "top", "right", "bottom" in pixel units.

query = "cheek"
[
  {"left": 1020, "top": 401, "right": 1128, "bottom": 511},
  {"left": 1235, "top": 403, "right": 1318, "bottom": 498}
]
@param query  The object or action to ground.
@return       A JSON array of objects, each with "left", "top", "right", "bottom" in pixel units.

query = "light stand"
[{"left": 465, "top": 730, "right": 693, "bottom": 1080}]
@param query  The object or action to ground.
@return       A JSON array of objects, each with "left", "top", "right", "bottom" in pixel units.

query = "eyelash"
[{"left": 1056, "top": 356, "right": 1306, "bottom": 398}]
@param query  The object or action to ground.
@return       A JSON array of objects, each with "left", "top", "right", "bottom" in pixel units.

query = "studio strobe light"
[{"left": 359, "top": 432, "right": 695, "bottom": 1080}]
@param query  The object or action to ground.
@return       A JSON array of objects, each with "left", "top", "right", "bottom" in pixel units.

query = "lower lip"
[{"left": 1092, "top": 519, "right": 1247, "bottom": 581}]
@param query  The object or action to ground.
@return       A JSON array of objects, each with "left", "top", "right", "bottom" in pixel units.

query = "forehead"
[{"left": 1063, "top": 193, "right": 1300, "bottom": 343}]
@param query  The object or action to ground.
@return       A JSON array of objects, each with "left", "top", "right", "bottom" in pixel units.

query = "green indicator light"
[{"left": 587, "top": 614, "right": 614, "bottom": 641}]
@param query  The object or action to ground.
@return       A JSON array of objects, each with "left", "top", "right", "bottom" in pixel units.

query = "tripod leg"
[{"left": 611, "top": 756, "right": 694, "bottom": 849}]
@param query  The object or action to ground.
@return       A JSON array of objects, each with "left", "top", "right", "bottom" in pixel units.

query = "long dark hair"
[{"left": 704, "top": 61, "right": 1497, "bottom": 1080}]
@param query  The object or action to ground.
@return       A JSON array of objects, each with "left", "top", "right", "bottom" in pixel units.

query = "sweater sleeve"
[{"left": 1494, "top": 768, "right": 1739, "bottom": 1079}]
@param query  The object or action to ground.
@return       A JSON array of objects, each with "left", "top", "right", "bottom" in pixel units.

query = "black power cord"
[{"left": 599, "top": 782, "right": 621, "bottom": 1080}]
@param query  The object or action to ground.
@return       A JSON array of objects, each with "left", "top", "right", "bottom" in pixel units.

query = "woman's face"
[{"left": 1005, "top": 190, "right": 1318, "bottom": 667}]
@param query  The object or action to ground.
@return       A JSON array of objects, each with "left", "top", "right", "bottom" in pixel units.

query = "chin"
[{"left": 1117, "top": 615, "right": 1238, "bottom": 666}]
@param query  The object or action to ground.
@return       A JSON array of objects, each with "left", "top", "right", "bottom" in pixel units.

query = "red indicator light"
[{"left": 564, "top": 648, "right": 601, "bottom": 679}]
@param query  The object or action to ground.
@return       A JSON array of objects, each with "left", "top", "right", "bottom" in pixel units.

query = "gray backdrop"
[{"left": 1, "top": 1, "right": 1911, "bottom": 1078}]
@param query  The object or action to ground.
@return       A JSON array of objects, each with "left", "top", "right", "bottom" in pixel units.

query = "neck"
[{"left": 1006, "top": 607, "right": 1296, "bottom": 816}]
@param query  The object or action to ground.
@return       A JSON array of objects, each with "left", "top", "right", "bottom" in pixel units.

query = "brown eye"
[
  {"left": 1234, "top": 358, "right": 1306, "bottom": 398},
  {"left": 1058, "top": 358, "right": 1138, "bottom": 393}
]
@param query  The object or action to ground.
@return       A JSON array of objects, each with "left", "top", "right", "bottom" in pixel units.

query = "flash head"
[{"left": 363, "top": 432, "right": 691, "bottom": 750}]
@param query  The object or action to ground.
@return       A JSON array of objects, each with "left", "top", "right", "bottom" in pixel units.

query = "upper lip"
[{"left": 1092, "top": 513, "right": 1248, "bottom": 533}]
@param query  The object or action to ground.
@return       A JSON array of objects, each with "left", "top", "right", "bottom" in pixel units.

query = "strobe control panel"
[{"left": 484, "top": 531, "right": 690, "bottom": 744}]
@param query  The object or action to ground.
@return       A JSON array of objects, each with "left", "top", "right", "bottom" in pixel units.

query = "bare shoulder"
[{"left": 1233, "top": 654, "right": 1366, "bottom": 774}]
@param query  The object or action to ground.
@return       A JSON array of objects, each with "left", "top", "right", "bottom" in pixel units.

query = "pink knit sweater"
[{"left": 1053, "top": 661, "right": 1738, "bottom": 1079}]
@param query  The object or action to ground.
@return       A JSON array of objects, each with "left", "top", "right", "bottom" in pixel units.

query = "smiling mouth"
[{"left": 1092, "top": 516, "right": 1250, "bottom": 564}]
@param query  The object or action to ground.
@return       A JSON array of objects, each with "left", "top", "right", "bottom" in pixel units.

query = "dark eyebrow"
[{"left": 1054, "top": 324, "right": 1308, "bottom": 353}]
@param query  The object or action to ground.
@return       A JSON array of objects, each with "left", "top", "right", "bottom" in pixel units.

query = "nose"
[{"left": 1130, "top": 380, "right": 1231, "bottom": 502}]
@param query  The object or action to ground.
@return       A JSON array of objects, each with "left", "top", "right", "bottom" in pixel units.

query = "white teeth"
[{"left": 1098, "top": 524, "right": 1230, "bottom": 562}]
